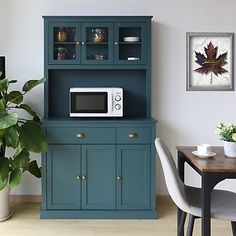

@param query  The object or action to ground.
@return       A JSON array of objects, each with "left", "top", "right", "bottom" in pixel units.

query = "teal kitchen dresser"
[{"left": 41, "top": 16, "right": 157, "bottom": 219}]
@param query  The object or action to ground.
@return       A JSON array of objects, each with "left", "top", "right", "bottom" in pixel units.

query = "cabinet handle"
[
  {"left": 81, "top": 42, "right": 85, "bottom": 45},
  {"left": 82, "top": 175, "right": 87, "bottom": 180},
  {"left": 116, "top": 176, "right": 122, "bottom": 180},
  {"left": 76, "top": 41, "right": 80, "bottom": 45},
  {"left": 76, "top": 132, "right": 85, "bottom": 138},
  {"left": 114, "top": 42, "right": 118, "bottom": 45},
  {"left": 76, "top": 176, "right": 81, "bottom": 180},
  {"left": 128, "top": 133, "right": 138, "bottom": 138}
]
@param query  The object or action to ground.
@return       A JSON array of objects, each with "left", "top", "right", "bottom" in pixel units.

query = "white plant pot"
[
  {"left": 223, "top": 141, "right": 236, "bottom": 158},
  {"left": 0, "top": 185, "right": 11, "bottom": 221}
]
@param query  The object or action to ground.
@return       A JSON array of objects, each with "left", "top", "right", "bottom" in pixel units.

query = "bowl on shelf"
[{"left": 123, "top": 36, "right": 140, "bottom": 42}]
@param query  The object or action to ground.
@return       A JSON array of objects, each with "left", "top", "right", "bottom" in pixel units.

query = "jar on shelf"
[
  {"left": 57, "top": 47, "right": 67, "bottom": 60},
  {"left": 91, "top": 28, "right": 106, "bottom": 43},
  {"left": 56, "top": 27, "right": 67, "bottom": 42}
]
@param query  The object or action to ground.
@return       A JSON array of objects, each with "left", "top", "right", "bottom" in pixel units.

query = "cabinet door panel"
[
  {"left": 114, "top": 22, "right": 146, "bottom": 64},
  {"left": 47, "top": 145, "right": 81, "bottom": 209},
  {"left": 82, "top": 145, "right": 116, "bottom": 209},
  {"left": 48, "top": 23, "right": 80, "bottom": 64},
  {"left": 81, "top": 23, "right": 113, "bottom": 64},
  {"left": 117, "top": 145, "right": 150, "bottom": 210}
]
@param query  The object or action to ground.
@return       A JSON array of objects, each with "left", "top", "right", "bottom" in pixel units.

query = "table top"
[{"left": 176, "top": 146, "right": 236, "bottom": 173}]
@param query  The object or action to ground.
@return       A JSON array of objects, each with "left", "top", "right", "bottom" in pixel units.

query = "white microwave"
[{"left": 70, "top": 87, "right": 123, "bottom": 117}]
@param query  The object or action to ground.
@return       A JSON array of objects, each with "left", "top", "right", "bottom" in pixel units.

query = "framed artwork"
[{"left": 186, "top": 32, "right": 234, "bottom": 91}]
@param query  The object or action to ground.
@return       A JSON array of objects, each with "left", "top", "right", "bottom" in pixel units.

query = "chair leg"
[
  {"left": 178, "top": 211, "right": 187, "bottom": 236},
  {"left": 231, "top": 221, "right": 236, "bottom": 236},
  {"left": 186, "top": 214, "right": 196, "bottom": 236}
]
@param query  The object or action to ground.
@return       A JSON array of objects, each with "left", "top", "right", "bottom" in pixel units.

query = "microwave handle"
[{"left": 108, "top": 91, "right": 112, "bottom": 113}]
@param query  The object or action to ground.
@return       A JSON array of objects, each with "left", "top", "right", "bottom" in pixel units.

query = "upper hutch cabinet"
[{"left": 48, "top": 19, "right": 147, "bottom": 65}]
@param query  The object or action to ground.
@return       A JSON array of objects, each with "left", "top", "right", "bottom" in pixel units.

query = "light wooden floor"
[{"left": 0, "top": 199, "right": 233, "bottom": 236}]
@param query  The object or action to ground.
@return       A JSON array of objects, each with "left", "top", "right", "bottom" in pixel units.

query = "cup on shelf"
[{"left": 197, "top": 144, "right": 211, "bottom": 155}]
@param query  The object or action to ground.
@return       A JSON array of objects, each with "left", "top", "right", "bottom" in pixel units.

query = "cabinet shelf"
[
  {"left": 53, "top": 42, "right": 76, "bottom": 44},
  {"left": 119, "top": 42, "right": 142, "bottom": 45}
]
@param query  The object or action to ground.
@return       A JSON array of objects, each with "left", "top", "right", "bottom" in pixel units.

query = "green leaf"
[
  {"left": 12, "top": 149, "right": 30, "bottom": 169},
  {"left": 0, "top": 113, "right": 18, "bottom": 129},
  {"left": 0, "top": 157, "right": 9, "bottom": 182},
  {"left": 7, "top": 91, "right": 23, "bottom": 104},
  {"left": 0, "top": 72, "right": 2, "bottom": 78},
  {"left": 19, "top": 120, "right": 48, "bottom": 153},
  {"left": 18, "top": 104, "right": 40, "bottom": 122},
  {"left": 5, "top": 126, "right": 19, "bottom": 148},
  {"left": 9, "top": 169, "right": 22, "bottom": 189},
  {"left": 0, "top": 178, "right": 8, "bottom": 191},
  {"left": 14, "top": 143, "right": 24, "bottom": 157},
  {"left": 22, "top": 78, "right": 46, "bottom": 93},
  {"left": 28, "top": 160, "right": 41, "bottom": 178},
  {"left": 9, "top": 80, "right": 17, "bottom": 84},
  {"left": 0, "top": 99, "right": 5, "bottom": 114},
  {"left": 0, "top": 78, "right": 8, "bottom": 92}
]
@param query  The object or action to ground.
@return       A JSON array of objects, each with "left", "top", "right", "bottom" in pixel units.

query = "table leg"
[
  {"left": 177, "top": 151, "right": 185, "bottom": 236},
  {"left": 202, "top": 173, "right": 211, "bottom": 236}
]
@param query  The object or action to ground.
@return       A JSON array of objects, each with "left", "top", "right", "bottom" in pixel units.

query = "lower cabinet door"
[
  {"left": 82, "top": 145, "right": 116, "bottom": 209},
  {"left": 117, "top": 145, "right": 150, "bottom": 210},
  {"left": 46, "top": 145, "right": 81, "bottom": 209}
]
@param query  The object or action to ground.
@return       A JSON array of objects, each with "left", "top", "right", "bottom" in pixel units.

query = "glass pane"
[
  {"left": 53, "top": 45, "right": 76, "bottom": 61},
  {"left": 119, "top": 27, "right": 142, "bottom": 61},
  {"left": 86, "top": 27, "right": 109, "bottom": 43},
  {"left": 86, "top": 45, "right": 108, "bottom": 61},
  {"left": 119, "top": 27, "right": 141, "bottom": 42},
  {"left": 53, "top": 27, "right": 76, "bottom": 42}
]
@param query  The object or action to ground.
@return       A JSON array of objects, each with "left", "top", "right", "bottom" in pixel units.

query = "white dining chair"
[{"left": 155, "top": 138, "right": 236, "bottom": 236}]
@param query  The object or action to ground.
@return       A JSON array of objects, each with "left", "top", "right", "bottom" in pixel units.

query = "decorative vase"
[
  {"left": 0, "top": 185, "right": 11, "bottom": 221},
  {"left": 223, "top": 141, "right": 236, "bottom": 158}
]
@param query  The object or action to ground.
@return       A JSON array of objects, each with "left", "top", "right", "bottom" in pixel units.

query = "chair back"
[{"left": 155, "top": 138, "right": 190, "bottom": 212}]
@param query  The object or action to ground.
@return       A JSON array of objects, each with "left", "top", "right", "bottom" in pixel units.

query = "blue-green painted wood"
[
  {"left": 117, "top": 145, "right": 150, "bottom": 210},
  {"left": 81, "top": 145, "right": 116, "bottom": 209},
  {"left": 48, "top": 69, "right": 147, "bottom": 118},
  {"left": 46, "top": 127, "right": 115, "bottom": 144},
  {"left": 114, "top": 22, "right": 146, "bottom": 65},
  {"left": 48, "top": 22, "right": 81, "bottom": 65},
  {"left": 46, "top": 145, "right": 81, "bottom": 209},
  {"left": 81, "top": 22, "right": 113, "bottom": 64},
  {"left": 116, "top": 127, "right": 150, "bottom": 144},
  {"left": 40, "top": 209, "right": 157, "bottom": 219}
]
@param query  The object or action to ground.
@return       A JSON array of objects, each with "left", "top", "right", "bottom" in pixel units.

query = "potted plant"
[
  {"left": 0, "top": 72, "right": 47, "bottom": 221},
  {"left": 216, "top": 123, "right": 236, "bottom": 158}
]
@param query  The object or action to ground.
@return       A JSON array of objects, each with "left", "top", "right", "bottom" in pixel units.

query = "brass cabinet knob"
[
  {"left": 128, "top": 133, "right": 138, "bottom": 138},
  {"left": 81, "top": 42, "right": 85, "bottom": 45},
  {"left": 76, "top": 41, "right": 80, "bottom": 45},
  {"left": 114, "top": 42, "right": 118, "bottom": 45},
  {"left": 82, "top": 175, "right": 87, "bottom": 180},
  {"left": 76, "top": 132, "right": 85, "bottom": 138},
  {"left": 116, "top": 176, "right": 122, "bottom": 180},
  {"left": 76, "top": 176, "right": 81, "bottom": 180}
]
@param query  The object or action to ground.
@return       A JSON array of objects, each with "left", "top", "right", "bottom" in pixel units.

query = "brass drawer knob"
[
  {"left": 76, "top": 41, "right": 80, "bottom": 45},
  {"left": 81, "top": 42, "right": 85, "bottom": 45},
  {"left": 76, "top": 176, "right": 81, "bottom": 180},
  {"left": 76, "top": 132, "right": 85, "bottom": 138},
  {"left": 114, "top": 42, "right": 118, "bottom": 45},
  {"left": 116, "top": 176, "right": 122, "bottom": 180},
  {"left": 82, "top": 175, "right": 87, "bottom": 180},
  {"left": 128, "top": 133, "right": 138, "bottom": 138}
]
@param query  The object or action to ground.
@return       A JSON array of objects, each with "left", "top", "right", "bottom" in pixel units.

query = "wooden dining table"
[{"left": 176, "top": 146, "right": 236, "bottom": 236}]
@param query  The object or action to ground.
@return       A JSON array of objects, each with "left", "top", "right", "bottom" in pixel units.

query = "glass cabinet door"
[
  {"left": 49, "top": 23, "right": 80, "bottom": 64},
  {"left": 81, "top": 23, "right": 113, "bottom": 64},
  {"left": 114, "top": 23, "right": 146, "bottom": 64}
]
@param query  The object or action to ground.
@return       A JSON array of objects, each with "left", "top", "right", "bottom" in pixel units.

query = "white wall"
[{"left": 1, "top": 0, "right": 236, "bottom": 195}]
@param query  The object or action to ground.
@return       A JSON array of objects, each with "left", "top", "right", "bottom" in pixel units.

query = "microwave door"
[{"left": 71, "top": 92, "right": 108, "bottom": 116}]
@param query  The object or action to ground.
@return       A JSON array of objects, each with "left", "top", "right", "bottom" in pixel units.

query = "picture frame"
[{"left": 186, "top": 32, "right": 234, "bottom": 91}]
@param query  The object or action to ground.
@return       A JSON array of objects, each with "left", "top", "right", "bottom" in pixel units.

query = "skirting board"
[{"left": 10, "top": 195, "right": 172, "bottom": 204}]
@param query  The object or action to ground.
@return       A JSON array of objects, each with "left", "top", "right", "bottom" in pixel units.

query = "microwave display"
[{"left": 71, "top": 92, "right": 108, "bottom": 113}]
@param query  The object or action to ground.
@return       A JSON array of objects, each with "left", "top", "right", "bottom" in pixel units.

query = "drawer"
[
  {"left": 116, "top": 127, "right": 150, "bottom": 144},
  {"left": 47, "top": 127, "right": 115, "bottom": 144}
]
